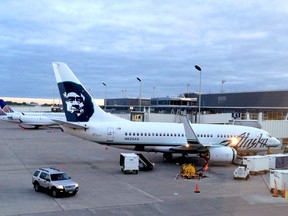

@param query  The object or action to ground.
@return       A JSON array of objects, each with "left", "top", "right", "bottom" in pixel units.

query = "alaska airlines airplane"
[
  {"left": 0, "top": 99, "right": 65, "bottom": 129},
  {"left": 51, "top": 62, "right": 281, "bottom": 163}
]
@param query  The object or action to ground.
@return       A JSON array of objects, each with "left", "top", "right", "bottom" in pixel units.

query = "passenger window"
[
  {"left": 40, "top": 172, "right": 48, "bottom": 180},
  {"left": 33, "top": 171, "right": 40, "bottom": 177}
]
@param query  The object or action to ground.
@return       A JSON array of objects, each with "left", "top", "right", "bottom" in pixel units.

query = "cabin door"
[{"left": 107, "top": 127, "right": 114, "bottom": 142}]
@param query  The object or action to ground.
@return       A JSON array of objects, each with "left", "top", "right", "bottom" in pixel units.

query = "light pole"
[
  {"left": 186, "top": 83, "right": 190, "bottom": 96},
  {"left": 195, "top": 65, "right": 202, "bottom": 123},
  {"left": 153, "top": 86, "right": 156, "bottom": 98},
  {"left": 221, "top": 80, "right": 226, "bottom": 93},
  {"left": 137, "top": 77, "right": 142, "bottom": 111},
  {"left": 102, "top": 82, "right": 107, "bottom": 110}
]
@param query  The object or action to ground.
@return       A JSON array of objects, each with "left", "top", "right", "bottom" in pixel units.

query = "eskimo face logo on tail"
[{"left": 58, "top": 82, "right": 94, "bottom": 122}]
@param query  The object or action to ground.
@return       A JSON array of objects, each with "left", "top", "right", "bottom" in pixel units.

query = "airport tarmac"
[{"left": 0, "top": 121, "right": 288, "bottom": 216}]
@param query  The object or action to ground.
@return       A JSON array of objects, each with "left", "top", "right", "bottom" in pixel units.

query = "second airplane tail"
[{"left": 0, "top": 99, "right": 14, "bottom": 113}]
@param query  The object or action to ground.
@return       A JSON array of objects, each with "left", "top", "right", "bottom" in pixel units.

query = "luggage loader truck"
[{"left": 120, "top": 153, "right": 139, "bottom": 174}]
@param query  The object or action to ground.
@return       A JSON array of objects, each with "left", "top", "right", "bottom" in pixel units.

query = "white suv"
[{"left": 32, "top": 167, "right": 79, "bottom": 197}]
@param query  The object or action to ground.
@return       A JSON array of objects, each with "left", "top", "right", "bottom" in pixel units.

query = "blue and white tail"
[
  {"left": 52, "top": 62, "right": 126, "bottom": 123},
  {"left": 0, "top": 99, "right": 14, "bottom": 113}
]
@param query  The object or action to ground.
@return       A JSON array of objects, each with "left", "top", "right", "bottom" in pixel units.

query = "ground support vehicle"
[
  {"left": 233, "top": 165, "right": 250, "bottom": 180},
  {"left": 120, "top": 153, "right": 139, "bottom": 174}
]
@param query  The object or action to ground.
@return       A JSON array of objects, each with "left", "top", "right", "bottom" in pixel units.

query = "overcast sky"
[{"left": 0, "top": 0, "right": 288, "bottom": 100}]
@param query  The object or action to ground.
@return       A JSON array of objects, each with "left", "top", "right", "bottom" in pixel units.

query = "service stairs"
[{"left": 136, "top": 153, "right": 154, "bottom": 171}]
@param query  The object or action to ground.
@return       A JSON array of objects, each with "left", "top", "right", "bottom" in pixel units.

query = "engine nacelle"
[
  {"left": 7, "top": 113, "right": 21, "bottom": 120},
  {"left": 207, "top": 146, "right": 237, "bottom": 163}
]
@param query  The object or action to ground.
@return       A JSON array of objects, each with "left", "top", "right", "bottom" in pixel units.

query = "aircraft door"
[{"left": 107, "top": 127, "right": 114, "bottom": 142}]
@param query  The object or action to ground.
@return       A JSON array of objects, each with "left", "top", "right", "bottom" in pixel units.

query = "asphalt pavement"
[{"left": 0, "top": 121, "right": 288, "bottom": 216}]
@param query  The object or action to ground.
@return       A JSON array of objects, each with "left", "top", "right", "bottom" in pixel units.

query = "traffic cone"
[
  {"left": 194, "top": 180, "right": 200, "bottom": 193},
  {"left": 273, "top": 188, "right": 278, "bottom": 197},
  {"left": 282, "top": 183, "right": 286, "bottom": 198},
  {"left": 273, "top": 180, "right": 278, "bottom": 197}
]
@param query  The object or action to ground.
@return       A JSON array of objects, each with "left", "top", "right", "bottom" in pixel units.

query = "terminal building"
[
  {"left": 104, "top": 90, "right": 288, "bottom": 143},
  {"left": 185, "top": 90, "right": 288, "bottom": 121},
  {"left": 106, "top": 90, "right": 288, "bottom": 121}
]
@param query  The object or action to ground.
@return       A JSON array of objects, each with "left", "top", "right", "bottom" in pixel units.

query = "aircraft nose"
[{"left": 267, "top": 137, "right": 281, "bottom": 147}]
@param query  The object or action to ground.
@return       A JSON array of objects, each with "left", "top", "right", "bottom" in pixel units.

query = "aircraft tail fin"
[
  {"left": 52, "top": 62, "right": 126, "bottom": 123},
  {"left": 0, "top": 99, "right": 14, "bottom": 113}
]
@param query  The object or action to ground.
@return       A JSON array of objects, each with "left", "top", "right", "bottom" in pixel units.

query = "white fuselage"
[{"left": 61, "top": 121, "right": 280, "bottom": 154}]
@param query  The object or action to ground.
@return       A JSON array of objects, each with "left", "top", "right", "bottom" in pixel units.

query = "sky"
[{"left": 0, "top": 0, "right": 288, "bottom": 100}]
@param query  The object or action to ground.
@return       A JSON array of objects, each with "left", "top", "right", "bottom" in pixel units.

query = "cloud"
[{"left": 0, "top": 0, "right": 288, "bottom": 99}]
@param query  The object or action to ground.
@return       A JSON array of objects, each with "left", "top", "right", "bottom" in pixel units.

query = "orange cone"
[
  {"left": 273, "top": 188, "right": 278, "bottom": 197},
  {"left": 194, "top": 180, "right": 200, "bottom": 193},
  {"left": 273, "top": 180, "right": 278, "bottom": 197}
]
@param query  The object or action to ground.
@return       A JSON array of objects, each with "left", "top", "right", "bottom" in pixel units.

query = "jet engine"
[
  {"left": 205, "top": 146, "right": 237, "bottom": 163},
  {"left": 8, "top": 114, "right": 21, "bottom": 120}
]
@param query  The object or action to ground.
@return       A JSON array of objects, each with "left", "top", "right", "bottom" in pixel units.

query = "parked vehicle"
[{"left": 32, "top": 167, "right": 79, "bottom": 197}]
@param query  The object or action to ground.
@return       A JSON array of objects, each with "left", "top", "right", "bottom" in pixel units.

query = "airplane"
[
  {"left": 0, "top": 99, "right": 65, "bottom": 129},
  {"left": 51, "top": 62, "right": 281, "bottom": 163}
]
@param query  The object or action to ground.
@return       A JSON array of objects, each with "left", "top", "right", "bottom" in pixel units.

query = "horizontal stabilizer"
[{"left": 52, "top": 120, "right": 89, "bottom": 129}]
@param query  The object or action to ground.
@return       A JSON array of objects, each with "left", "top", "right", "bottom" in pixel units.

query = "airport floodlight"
[
  {"left": 102, "top": 82, "right": 107, "bottom": 110},
  {"left": 195, "top": 65, "right": 202, "bottom": 123},
  {"left": 195, "top": 65, "right": 202, "bottom": 72},
  {"left": 137, "top": 77, "right": 142, "bottom": 111}
]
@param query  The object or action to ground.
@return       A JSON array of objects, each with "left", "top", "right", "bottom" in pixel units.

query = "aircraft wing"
[
  {"left": 182, "top": 116, "right": 218, "bottom": 149},
  {"left": 182, "top": 115, "right": 208, "bottom": 148},
  {"left": 52, "top": 119, "right": 89, "bottom": 129}
]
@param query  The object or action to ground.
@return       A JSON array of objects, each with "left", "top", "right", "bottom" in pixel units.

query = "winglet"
[{"left": 182, "top": 115, "right": 200, "bottom": 144}]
